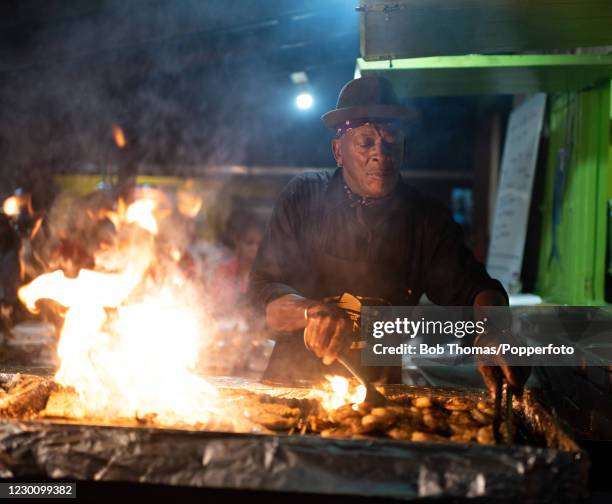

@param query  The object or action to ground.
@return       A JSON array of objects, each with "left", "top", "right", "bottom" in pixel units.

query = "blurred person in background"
[
  {"left": 211, "top": 209, "right": 264, "bottom": 316},
  {"left": 201, "top": 210, "right": 270, "bottom": 377}
]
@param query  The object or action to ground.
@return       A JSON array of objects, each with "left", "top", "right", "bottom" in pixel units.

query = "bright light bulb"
[{"left": 296, "top": 92, "right": 313, "bottom": 110}]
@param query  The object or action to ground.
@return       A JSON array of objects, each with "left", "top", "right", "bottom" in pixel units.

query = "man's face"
[{"left": 332, "top": 123, "right": 404, "bottom": 198}]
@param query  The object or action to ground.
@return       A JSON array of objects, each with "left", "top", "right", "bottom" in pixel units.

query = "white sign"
[{"left": 487, "top": 93, "right": 547, "bottom": 293}]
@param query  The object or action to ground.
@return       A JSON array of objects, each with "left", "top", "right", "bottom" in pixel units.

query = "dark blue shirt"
[
  {"left": 248, "top": 168, "right": 506, "bottom": 382},
  {"left": 249, "top": 168, "right": 505, "bottom": 310}
]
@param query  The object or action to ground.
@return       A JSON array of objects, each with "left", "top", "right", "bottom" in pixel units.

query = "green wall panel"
[{"left": 535, "top": 81, "right": 610, "bottom": 304}]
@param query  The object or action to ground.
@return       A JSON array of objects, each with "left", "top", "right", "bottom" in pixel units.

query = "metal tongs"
[
  {"left": 337, "top": 353, "right": 388, "bottom": 407},
  {"left": 493, "top": 378, "right": 514, "bottom": 445}
]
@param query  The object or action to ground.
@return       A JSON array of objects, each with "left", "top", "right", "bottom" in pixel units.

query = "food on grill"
[
  {"left": 411, "top": 431, "right": 447, "bottom": 442},
  {"left": 236, "top": 386, "right": 515, "bottom": 446},
  {"left": 361, "top": 412, "right": 395, "bottom": 432},
  {"left": 444, "top": 397, "right": 474, "bottom": 411},
  {"left": 450, "top": 429, "right": 478, "bottom": 443},
  {"left": 470, "top": 407, "right": 493, "bottom": 425},
  {"left": 421, "top": 408, "right": 450, "bottom": 433},
  {"left": 0, "top": 375, "right": 586, "bottom": 503},
  {"left": 477, "top": 400, "right": 495, "bottom": 416},
  {"left": 413, "top": 396, "right": 432, "bottom": 408},
  {"left": 43, "top": 387, "right": 84, "bottom": 418},
  {"left": 387, "top": 424, "right": 414, "bottom": 440},
  {"left": 477, "top": 425, "right": 496, "bottom": 445},
  {"left": 328, "top": 403, "right": 360, "bottom": 423},
  {"left": 0, "top": 374, "right": 526, "bottom": 447},
  {"left": 0, "top": 373, "right": 57, "bottom": 418},
  {"left": 448, "top": 411, "right": 478, "bottom": 429}
]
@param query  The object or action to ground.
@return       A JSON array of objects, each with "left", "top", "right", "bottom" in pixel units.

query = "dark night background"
[{"left": 0, "top": 0, "right": 511, "bottom": 187}]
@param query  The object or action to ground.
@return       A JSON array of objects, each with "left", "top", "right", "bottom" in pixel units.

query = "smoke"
[{"left": 0, "top": 0, "right": 355, "bottom": 193}]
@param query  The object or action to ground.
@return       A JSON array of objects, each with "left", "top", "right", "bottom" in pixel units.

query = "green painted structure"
[
  {"left": 535, "top": 84, "right": 610, "bottom": 304},
  {"left": 358, "top": 54, "right": 612, "bottom": 304},
  {"left": 357, "top": 54, "right": 612, "bottom": 96}
]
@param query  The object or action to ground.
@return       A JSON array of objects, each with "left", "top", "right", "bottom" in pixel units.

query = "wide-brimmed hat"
[{"left": 321, "top": 76, "right": 417, "bottom": 130}]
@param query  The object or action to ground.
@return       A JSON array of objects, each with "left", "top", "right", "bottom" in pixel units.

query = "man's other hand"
[{"left": 474, "top": 331, "right": 531, "bottom": 397}]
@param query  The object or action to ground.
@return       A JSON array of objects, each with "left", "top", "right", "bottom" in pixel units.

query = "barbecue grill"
[{"left": 0, "top": 372, "right": 588, "bottom": 502}]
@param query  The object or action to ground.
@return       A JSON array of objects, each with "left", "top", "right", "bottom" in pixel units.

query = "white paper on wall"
[{"left": 487, "top": 93, "right": 547, "bottom": 293}]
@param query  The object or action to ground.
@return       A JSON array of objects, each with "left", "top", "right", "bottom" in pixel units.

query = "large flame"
[
  {"left": 14, "top": 186, "right": 368, "bottom": 427},
  {"left": 18, "top": 196, "right": 219, "bottom": 425},
  {"left": 125, "top": 198, "right": 159, "bottom": 235},
  {"left": 314, "top": 375, "right": 366, "bottom": 412}
]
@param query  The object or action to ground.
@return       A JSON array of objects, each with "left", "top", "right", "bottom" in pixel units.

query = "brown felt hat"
[{"left": 321, "top": 76, "right": 418, "bottom": 130}]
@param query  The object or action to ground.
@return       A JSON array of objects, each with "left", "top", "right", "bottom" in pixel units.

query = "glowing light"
[
  {"left": 296, "top": 92, "right": 313, "bottom": 110},
  {"left": 3, "top": 194, "right": 32, "bottom": 217},
  {"left": 3, "top": 196, "right": 20, "bottom": 216},
  {"left": 112, "top": 125, "right": 126, "bottom": 148}
]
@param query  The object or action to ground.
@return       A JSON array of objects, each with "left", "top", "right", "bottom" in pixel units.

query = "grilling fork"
[{"left": 493, "top": 379, "right": 514, "bottom": 445}]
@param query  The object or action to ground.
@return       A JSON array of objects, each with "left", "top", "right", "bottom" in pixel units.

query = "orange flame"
[
  {"left": 99, "top": 196, "right": 162, "bottom": 235},
  {"left": 125, "top": 198, "right": 159, "bottom": 235},
  {"left": 112, "top": 125, "right": 126, "bottom": 148},
  {"left": 18, "top": 193, "right": 219, "bottom": 425},
  {"left": 313, "top": 375, "right": 366, "bottom": 411},
  {"left": 170, "top": 248, "right": 182, "bottom": 262},
  {"left": 30, "top": 217, "right": 43, "bottom": 239}
]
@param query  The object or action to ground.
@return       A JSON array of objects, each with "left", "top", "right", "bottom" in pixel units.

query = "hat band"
[
  {"left": 335, "top": 118, "right": 403, "bottom": 139},
  {"left": 335, "top": 119, "right": 373, "bottom": 138}
]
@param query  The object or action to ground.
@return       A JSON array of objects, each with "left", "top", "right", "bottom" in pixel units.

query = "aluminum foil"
[
  {"left": 0, "top": 374, "right": 589, "bottom": 501},
  {"left": 0, "top": 420, "right": 588, "bottom": 501}
]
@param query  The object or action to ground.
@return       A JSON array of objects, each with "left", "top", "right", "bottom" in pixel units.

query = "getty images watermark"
[{"left": 359, "top": 306, "right": 612, "bottom": 367}]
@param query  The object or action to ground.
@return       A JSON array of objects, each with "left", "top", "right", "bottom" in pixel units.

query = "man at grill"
[{"left": 248, "top": 76, "right": 529, "bottom": 394}]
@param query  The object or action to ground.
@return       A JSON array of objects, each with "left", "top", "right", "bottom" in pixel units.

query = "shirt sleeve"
[
  {"left": 421, "top": 201, "right": 507, "bottom": 306},
  {"left": 247, "top": 178, "right": 310, "bottom": 312}
]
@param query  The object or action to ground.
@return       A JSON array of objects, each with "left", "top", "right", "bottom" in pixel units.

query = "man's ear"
[{"left": 332, "top": 139, "right": 342, "bottom": 167}]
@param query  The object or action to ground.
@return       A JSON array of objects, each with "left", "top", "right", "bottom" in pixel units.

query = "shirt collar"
[{"left": 324, "top": 168, "right": 405, "bottom": 211}]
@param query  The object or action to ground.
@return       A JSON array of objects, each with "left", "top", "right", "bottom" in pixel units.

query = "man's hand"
[
  {"left": 304, "top": 302, "right": 354, "bottom": 365},
  {"left": 472, "top": 290, "right": 530, "bottom": 397},
  {"left": 474, "top": 330, "right": 531, "bottom": 397}
]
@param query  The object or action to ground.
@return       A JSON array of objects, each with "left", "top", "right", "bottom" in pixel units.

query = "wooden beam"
[{"left": 360, "top": 0, "right": 612, "bottom": 60}]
